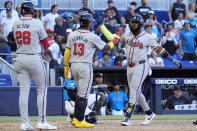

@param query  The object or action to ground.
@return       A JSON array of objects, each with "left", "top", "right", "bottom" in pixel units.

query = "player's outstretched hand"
[{"left": 172, "top": 59, "right": 182, "bottom": 69}]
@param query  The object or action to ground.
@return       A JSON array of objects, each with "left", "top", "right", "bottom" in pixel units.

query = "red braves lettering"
[{"left": 126, "top": 39, "right": 143, "bottom": 49}]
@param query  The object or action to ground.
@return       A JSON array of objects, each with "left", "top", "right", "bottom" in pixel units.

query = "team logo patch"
[{"left": 126, "top": 39, "right": 143, "bottom": 49}]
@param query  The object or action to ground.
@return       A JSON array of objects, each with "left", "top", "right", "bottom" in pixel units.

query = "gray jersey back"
[
  {"left": 66, "top": 29, "right": 106, "bottom": 64},
  {"left": 13, "top": 17, "right": 47, "bottom": 54}
]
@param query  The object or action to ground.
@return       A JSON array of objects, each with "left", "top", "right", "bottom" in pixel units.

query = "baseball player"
[
  {"left": 63, "top": 13, "right": 119, "bottom": 128},
  {"left": 13, "top": 2, "right": 57, "bottom": 130},
  {"left": 100, "top": 14, "right": 182, "bottom": 126},
  {"left": 64, "top": 80, "right": 105, "bottom": 124}
]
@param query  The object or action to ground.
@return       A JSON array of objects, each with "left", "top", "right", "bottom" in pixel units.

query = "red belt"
[{"left": 128, "top": 60, "right": 145, "bottom": 67}]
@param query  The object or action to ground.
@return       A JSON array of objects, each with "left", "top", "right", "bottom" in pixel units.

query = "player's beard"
[{"left": 129, "top": 24, "right": 141, "bottom": 36}]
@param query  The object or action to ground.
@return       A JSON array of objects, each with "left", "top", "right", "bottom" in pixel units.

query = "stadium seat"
[
  {"left": 109, "top": 56, "right": 115, "bottom": 66},
  {"left": 181, "top": 60, "right": 197, "bottom": 67},
  {"left": 161, "top": 57, "right": 176, "bottom": 67},
  {"left": 0, "top": 73, "right": 12, "bottom": 86},
  {"left": 95, "top": 51, "right": 103, "bottom": 60}
]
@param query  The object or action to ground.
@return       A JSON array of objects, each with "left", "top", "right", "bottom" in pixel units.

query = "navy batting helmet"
[
  {"left": 21, "top": 1, "right": 36, "bottom": 16},
  {"left": 79, "top": 13, "right": 93, "bottom": 28},
  {"left": 130, "top": 14, "right": 144, "bottom": 26}
]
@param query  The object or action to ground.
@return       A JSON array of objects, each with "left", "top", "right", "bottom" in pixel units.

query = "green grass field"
[{"left": 0, "top": 115, "right": 197, "bottom": 122}]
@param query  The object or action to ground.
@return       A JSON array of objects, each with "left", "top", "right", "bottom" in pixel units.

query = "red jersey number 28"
[
  {"left": 16, "top": 31, "right": 31, "bottom": 45},
  {"left": 73, "top": 43, "right": 84, "bottom": 56}
]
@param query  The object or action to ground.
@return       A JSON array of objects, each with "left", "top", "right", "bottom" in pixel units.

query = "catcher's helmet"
[
  {"left": 21, "top": 1, "right": 36, "bottom": 16},
  {"left": 79, "top": 13, "right": 93, "bottom": 28},
  {"left": 85, "top": 111, "right": 98, "bottom": 124},
  {"left": 130, "top": 14, "right": 144, "bottom": 27}
]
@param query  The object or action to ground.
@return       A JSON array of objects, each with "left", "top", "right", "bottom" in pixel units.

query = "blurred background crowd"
[{"left": 0, "top": 0, "right": 197, "bottom": 69}]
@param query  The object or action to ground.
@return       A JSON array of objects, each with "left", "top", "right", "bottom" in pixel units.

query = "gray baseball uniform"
[
  {"left": 120, "top": 31, "right": 159, "bottom": 111},
  {"left": 13, "top": 17, "right": 48, "bottom": 123},
  {"left": 66, "top": 29, "right": 106, "bottom": 98}
]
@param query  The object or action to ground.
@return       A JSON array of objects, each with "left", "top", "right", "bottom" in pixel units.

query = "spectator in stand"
[
  {"left": 148, "top": 50, "right": 164, "bottom": 67},
  {"left": 161, "top": 28, "right": 178, "bottom": 56},
  {"left": 105, "top": 0, "right": 120, "bottom": 24},
  {"left": 78, "top": 0, "right": 95, "bottom": 15},
  {"left": 44, "top": 5, "right": 59, "bottom": 30},
  {"left": 145, "top": 24, "right": 158, "bottom": 42},
  {"left": 186, "top": 3, "right": 197, "bottom": 29},
  {"left": 111, "top": 8, "right": 119, "bottom": 24},
  {"left": 94, "top": 24, "right": 102, "bottom": 36},
  {"left": 166, "top": 21, "right": 179, "bottom": 39},
  {"left": 0, "top": 8, "right": 18, "bottom": 40},
  {"left": 98, "top": 52, "right": 112, "bottom": 67},
  {"left": 123, "top": 2, "right": 136, "bottom": 24},
  {"left": 34, "top": 9, "right": 45, "bottom": 23},
  {"left": 63, "top": 13, "right": 74, "bottom": 29},
  {"left": 130, "top": 2, "right": 137, "bottom": 7},
  {"left": 0, "top": 1, "right": 19, "bottom": 23},
  {"left": 92, "top": 53, "right": 99, "bottom": 67},
  {"left": 47, "top": 35, "right": 63, "bottom": 68},
  {"left": 72, "top": 12, "right": 80, "bottom": 31},
  {"left": 174, "top": 12, "right": 185, "bottom": 30},
  {"left": 144, "top": 24, "right": 158, "bottom": 57},
  {"left": 104, "top": 8, "right": 113, "bottom": 25},
  {"left": 0, "top": 36, "right": 8, "bottom": 60},
  {"left": 146, "top": 19, "right": 160, "bottom": 39},
  {"left": 168, "top": 0, "right": 187, "bottom": 21},
  {"left": 46, "top": 29, "right": 55, "bottom": 46},
  {"left": 42, "top": 29, "right": 55, "bottom": 63},
  {"left": 135, "top": 0, "right": 151, "bottom": 21},
  {"left": 54, "top": 17, "right": 71, "bottom": 42},
  {"left": 44, "top": 5, "right": 65, "bottom": 30},
  {"left": 146, "top": 10, "right": 161, "bottom": 29},
  {"left": 105, "top": 82, "right": 128, "bottom": 115},
  {"left": 116, "top": 17, "right": 128, "bottom": 36},
  {"left": 114, "top": 49, "right": 126, "bottom": 67},
  {"left": 7, "top": 31, "right": 17, "bottom": 63},
  {"left": 16, "top": 4, "right": 22, "bottom": 18},
  {"left": 179, "top": 20, "right": 197, "bottom": 61},
  {"left": 165, "top": 87, "right": 190, "bottom": 110}
]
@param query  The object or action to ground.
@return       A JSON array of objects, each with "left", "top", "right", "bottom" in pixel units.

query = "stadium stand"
[{"left": 0, "top": 73, "right": 12, "bottom": 86}]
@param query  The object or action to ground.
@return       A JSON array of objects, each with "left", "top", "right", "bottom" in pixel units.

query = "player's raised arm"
[{"left": 154, "top": 46, "right": 182, "bottom": 68}]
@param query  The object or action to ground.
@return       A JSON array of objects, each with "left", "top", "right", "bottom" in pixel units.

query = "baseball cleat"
[
  {"left": 141, "top": 112, "right": 156, "bottom": 125},
  {"left": 121, "top": 117, "right": 131, "bottom": 126},
  {"left": 20, "top": 123, "right": 34, "bottom": 131},
  {"left": 72, "top": 117, "right": 94, "bottom": 128},
  {"left": 37, "top": 122, "right": 57, "bottom": 130},
  {"left": 72, "top": 117, "right": 78, "bottom": 125},
  {"left": 193, "top": 120, "right": 197, "bottom": 125}
]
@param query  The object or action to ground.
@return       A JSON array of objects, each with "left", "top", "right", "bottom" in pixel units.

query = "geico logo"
[
  {"left": 155, "top": 80, "right": 177, "bottom": 84},
  {"left": 184, "top": 79, "right": 197, "bottom": 84}
]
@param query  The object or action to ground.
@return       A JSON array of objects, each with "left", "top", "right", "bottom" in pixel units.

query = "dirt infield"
[{"left": 0, "top": 120, "right": 197, "bottom": 131}]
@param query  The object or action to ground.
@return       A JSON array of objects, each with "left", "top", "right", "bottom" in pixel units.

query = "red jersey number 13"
[{"left": 73, "top": 43, "right": 84, "bottom": 56}]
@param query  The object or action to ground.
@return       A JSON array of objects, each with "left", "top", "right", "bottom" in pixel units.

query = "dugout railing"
[{"left": 93, "top": 67, "right": 197, "bottom": 114}]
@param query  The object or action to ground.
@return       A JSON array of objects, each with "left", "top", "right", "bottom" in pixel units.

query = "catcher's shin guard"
[
  {"left": 92, "top": 92, "right": 105, "bottom": 112},
  {"left": 125, "top": 103, "right": 136, "bottom": 118}
]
